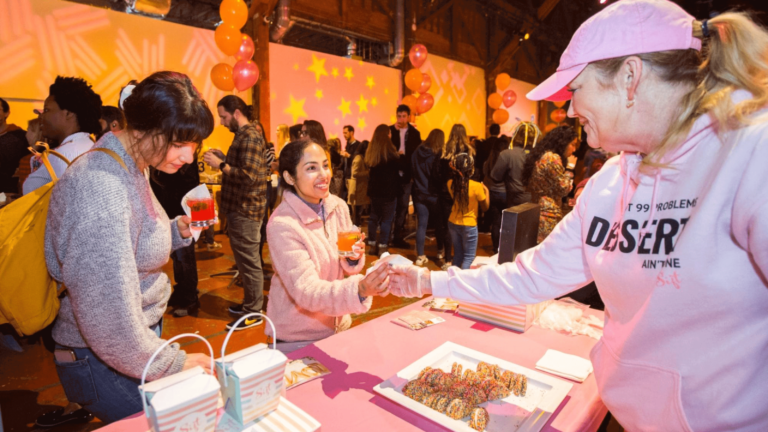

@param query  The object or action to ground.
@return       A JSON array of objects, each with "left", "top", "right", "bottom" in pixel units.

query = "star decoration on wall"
[
  {"left": 344, "top": 67, "right": 354, "bottom": 81},
  {"left": 293, "top": 64, "right": 299, "bottom": 70},
  {"left": 337, "top": 97, "right": 352, "bottom": 118},
  {"left": 334, "top": 118, "right": 339, "bottom": 125},
  {"left": 384, "top": 88, "right": 389, "bottom": 94},
  {"left": 357, "top": 117, "right": 367, "bottom": 131},
  {"left": 271, "top": 91, "right": 277, "bottom": 100},
  {"left": 366, "top": 76, "right": 375, "bottom": 89},
  {"left": 284, "top": 94, "right": 307, "bottom": 124},
  {"left": 315, "top": 89, "right": 323, "bottom": 100},
  {"left": 307, "top": 54, "right": 328, "bottom": 83},
  {"left": 371, "top": 97, "right": 378, "bottom": 107},
  {"left": 332, "top": 67, "right": 339, "bottom": 78},
  {"left": 356, "top": 94, "right": 369, "bottom": 113}
]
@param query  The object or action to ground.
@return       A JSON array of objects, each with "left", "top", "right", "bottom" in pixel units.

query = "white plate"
[{"left": 373, "top": 342, "right": 573, "bottom": 432}]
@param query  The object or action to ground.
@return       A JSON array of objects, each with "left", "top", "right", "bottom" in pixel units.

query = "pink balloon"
[
  {"left": 502, "top": 90, "right": 517, "bottom": 108},
  {"left": 234, "top": 34, "right": 255, "bottom": 61},
  {"left": 417, "top": 73, "right": 432, "bottom": 94},
  {"left": 233, "top": 60, "right": 259, "bottom": 91},
  {"left": 409, "top": 44, "right": 428, "bottom": 69},
  {"left": 416, "top": 93, "right": 434, "bottom": 115}
]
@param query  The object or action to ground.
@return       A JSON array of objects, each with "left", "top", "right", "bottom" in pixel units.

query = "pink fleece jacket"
[
  {"left": 265, "top": 191, "right": 370, "bottom": 342},
  {"left": 434, "top": 92, "right": 768, "bottom": 431}
]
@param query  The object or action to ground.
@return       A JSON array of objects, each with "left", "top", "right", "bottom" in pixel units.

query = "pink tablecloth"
[{"left": 102, "top": 299, "right": 606, "bottom": 432}]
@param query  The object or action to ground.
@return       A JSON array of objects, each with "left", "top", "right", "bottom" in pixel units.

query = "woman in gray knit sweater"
[{"left": 44, "top": 72, "right": 214, "bottom": 423}]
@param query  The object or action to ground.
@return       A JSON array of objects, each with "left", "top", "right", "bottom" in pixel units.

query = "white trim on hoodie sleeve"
[{"left": 433, "top": 189, "right": 594, "bottom": 305}]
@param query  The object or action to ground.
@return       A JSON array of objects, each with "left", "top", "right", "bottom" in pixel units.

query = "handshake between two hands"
[{"left": 358, "top": 261, "right": 433, "bottom": 299}]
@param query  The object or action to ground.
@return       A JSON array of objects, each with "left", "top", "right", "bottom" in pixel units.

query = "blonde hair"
[
  {"left": 276, "top": 124, "right": 290, "bottom": 156},
  {"left": 442, "top": 124, "right": 475, "bottom": 160},
  {"left": 593, "top": 12, "right": 768, "bottom": 166}
]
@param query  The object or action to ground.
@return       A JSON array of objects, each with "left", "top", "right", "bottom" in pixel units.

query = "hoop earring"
[{"left": 626, "top": 99, "right": 635, "bottom": 108}]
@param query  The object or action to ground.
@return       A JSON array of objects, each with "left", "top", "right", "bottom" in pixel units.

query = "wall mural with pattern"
[
  {"left": 268, "top": 43, "right": 401, "bottom": 148},
  {"left": 411, "top": 54, "right": 487, "bottom": 139},
  {"left": 0, "top": 0, "right": 242, "bottom": 153}
]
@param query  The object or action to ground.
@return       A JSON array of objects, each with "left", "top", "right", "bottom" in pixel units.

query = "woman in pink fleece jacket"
[
  {"left": 266, "top": 140, "right": 390, "bottom": 348},
  {"left": 390, "top": 1, "right": 768, "bottom": 431}
]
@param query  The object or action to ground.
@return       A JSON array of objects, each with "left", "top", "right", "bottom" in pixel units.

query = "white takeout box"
[
  {"left": 140, "top": 333, "right": 221, "bottom": 432},
  {"left": 216, "top": 343, "right": 287, "bottom": 425}
]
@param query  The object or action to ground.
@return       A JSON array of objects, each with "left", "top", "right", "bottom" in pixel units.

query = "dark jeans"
[
  {"left": 259, "top": 182, "right": 274, "bottom": 262},
  {"left": 487, "top": 190, "right": 507, "bottom": 254},
  {"left": 393, "top": 181, "right": 412, "bottom": 241},
  {"left": 368, "top": 197, "right": 397, "bottom": 245},
  {"left": 170, "top": 241, "right": 198, "bottom": 304},
  {"left": 53, "top": 322, "right": 162, "bottom": 424},
  {"left": 203, "top": 225, "right": 215, "bottom": 244},
  {"left": 413, "top": 195, "right": 439, "bottom": 256},
  {"left": 448, "top": 222, "right": 478, "bottom": 269},
  {"left": 437, "top": 197, "right": 454, "bottom": 260},
  {"left": 227, "top": 211, "right": 264, "bottom": 313}
]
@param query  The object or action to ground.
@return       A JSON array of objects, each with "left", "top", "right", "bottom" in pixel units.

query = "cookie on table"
[
  {"left": 462, "top": 369, "right": 483, "bottom": 386},
  {"left": 476, "top": 362, "right": 492, "bottom": 378},
  {"left": 451, "top": 362, "right": 463, "bottom": 378},
  {"left": 519, "top": 375, "right": 528, "bottom": 397},
  {"left": 486, "top": 382, "right": 511, "bottom": 401},
  {"left": 490, "top": 364, "right": 502, "bottom": 380},
  {"left": 464, "top": 385, "right": 488, "bottom": 406},
  {"left": 468, "top": 407, "right": 490, "bottom": 431},
  {"left": 445, "top": 398, "right": 470, "bottom": 420},
  {"left": 478, "top": 377, "right": 498, "bottom": 394},
  {"left": 499, "top": 370, "right": 515, "bottom": 389},
  {"left": 422, "top": 392, "right": 443, "bottom": 409},
  {"left": 417, "top": 366, "right": 432, "bottom": 380},
  {"left": 449, "top": 381, "right": 471, "bottom": 399},
  {"left": 403, "top": 380, "right": 432, "bottom": 401},
  {"left": 433, "top": 394, "right": 452, "bottom": 413},
  {"left": 423, "top": 368, "right": 445, "bottom": 387},
  {"left": 510, "top": 373, "right": 522, "bottom": 396}
]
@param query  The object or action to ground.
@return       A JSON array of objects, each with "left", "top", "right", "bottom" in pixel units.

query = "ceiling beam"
[
  {"left": 537, "top": 0, "right": 561, "bottom": 21},
  {"left": 417, "top": 0, "right": 454, "bottom": 27}
]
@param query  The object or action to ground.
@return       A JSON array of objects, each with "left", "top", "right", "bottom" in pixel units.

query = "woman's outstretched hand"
[
  {"left": 359, "top": 262, "right": 390, "bottom": 297},
  {"left": 388, "top": 265, "right": 432, "bottom": 298}
]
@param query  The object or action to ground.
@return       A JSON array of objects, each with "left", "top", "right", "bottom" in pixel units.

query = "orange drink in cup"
[{"left": 337, "top": 229, "right": 362, "bottom": 257}]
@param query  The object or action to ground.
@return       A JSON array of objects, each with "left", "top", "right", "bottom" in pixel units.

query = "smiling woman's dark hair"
[
  {"left": 278, "top": 140, "right": 317, "bottom": 195},
  {"left": 121, "top": 71, "right": 214, "bottom": 166}
]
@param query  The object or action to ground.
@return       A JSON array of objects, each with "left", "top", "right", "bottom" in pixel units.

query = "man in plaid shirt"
[{"left": 203, "top": 95, "right": 268, "bottom": 331}]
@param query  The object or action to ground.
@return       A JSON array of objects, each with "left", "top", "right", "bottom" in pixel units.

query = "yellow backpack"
[{"left": 0, "top": 143, "right": 125, "bottom": 336}]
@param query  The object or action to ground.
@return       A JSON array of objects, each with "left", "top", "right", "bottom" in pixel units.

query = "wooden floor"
[{"left": 0, "top": 213, "right": 622, "bottom": 432}]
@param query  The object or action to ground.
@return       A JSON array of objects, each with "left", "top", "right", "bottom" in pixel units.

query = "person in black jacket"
[
  {"left": 411, "top": 129, "right": 445, "bottom": 266},
  {"left": 150, "top": 163, "right": 201, "bottom": 317},
  {"left": 366, "top": 124, "right": 401, "bottom": 256},
  {"left": 389, "top": 104, "right": 421, "bottom": 248},
  {"left": 0, "top": 98, "right": 30, "bottom": 193}
]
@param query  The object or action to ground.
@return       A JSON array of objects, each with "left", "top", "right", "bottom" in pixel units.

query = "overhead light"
[
  {"left": 600, "top": 0, "right": 607, "bottom": 4},
  {"left": 524, "top": 32, "right": 530, "bottom": 40}
]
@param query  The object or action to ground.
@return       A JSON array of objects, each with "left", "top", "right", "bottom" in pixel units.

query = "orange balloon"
[
  {"left": 488, "top": 93, "right": 502, "bottom": 110},
  {"left": 495, "top": 73, "right": 511, "bottom": 91},
  {"left": 220, "top": 0, "right": 248, "bottom": 29},
  {"left": 402, "top": 94, "right": 418, "bottom": 114},
  {"left": 416, "top": 93, "right": 434, "bottom": 114},
  {"left": 405, "top": 69, "right": 423, "bottom": 92},
  {"left": 215, "top": 24, "right": 242, "bottom": 56},
  {"left": 553, "top": 100, "right": 566, "bottom": 108},
  {"left": 492, "top": 109, "right": 510, "bottom": 125},
  {"left": 545, "top": 123, "right": 558, "bottom": 133},
  {"left": 210, "top": 63, "right": 234, "bottom": 91},
  {"left": 550, "top": 108, "right": 567, "bottom": 123}
]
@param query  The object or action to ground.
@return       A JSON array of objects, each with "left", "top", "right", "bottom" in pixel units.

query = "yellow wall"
[
  {"left": 412, "top": 54, "right": 486, "bottom": 139},
  {"left": 0, "top": 0, "right": 243, "bottom": 155}
]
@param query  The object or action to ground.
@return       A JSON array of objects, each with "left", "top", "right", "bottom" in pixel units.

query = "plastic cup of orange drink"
[{"left": 337, "top": 228, "right": 362, "bottom": 257}]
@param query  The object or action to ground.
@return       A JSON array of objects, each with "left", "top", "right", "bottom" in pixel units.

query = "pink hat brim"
[{"left": 526, "top": 64, "right": 588, "bottom": 102}]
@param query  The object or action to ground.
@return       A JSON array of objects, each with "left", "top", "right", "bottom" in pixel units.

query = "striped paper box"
[
  {"left": 216, "top": 344, "right": 287, "bottom": 425},
  {"left": 216, "top": 397, "right": 320, "bottom": 432},
  {"left": 141, "top": 367, "right": 220, "bottom": 432},
  {"left": 458, "top": 301, "right": 551, "bottom": 333}
]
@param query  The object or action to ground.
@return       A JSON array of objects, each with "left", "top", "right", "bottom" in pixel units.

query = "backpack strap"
[{"left": 82, "top": 147, "right": 129, "bottom": 172}]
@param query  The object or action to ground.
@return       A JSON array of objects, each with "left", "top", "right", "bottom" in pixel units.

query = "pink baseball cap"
[{"left": 527, "top": 0, "right": 701, "bottom": 102}]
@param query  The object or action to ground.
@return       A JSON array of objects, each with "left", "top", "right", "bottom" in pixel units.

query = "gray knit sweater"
[{"left": 45, "top": 133, "right": 191, "bottom": 381}]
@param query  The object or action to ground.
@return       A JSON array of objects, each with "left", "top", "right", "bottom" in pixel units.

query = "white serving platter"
[{"left": 373, "top": 341, "right": 573, "bottom": 432}]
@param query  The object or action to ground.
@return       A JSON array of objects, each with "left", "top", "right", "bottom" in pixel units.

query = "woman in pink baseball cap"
[{"left": 388, "top": 0, "right": 768, "bottom": 430}]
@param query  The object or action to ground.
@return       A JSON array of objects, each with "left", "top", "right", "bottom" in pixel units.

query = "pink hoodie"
[
  {"left": 433, "top": 93, "right": 768, "bottom": 431},
  {"left": 265, "top": 191, "right": 370, "bottom": 342}
]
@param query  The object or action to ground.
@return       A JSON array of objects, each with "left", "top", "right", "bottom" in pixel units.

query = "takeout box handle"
[
  {"left": 139, "top": 333, "right": 215, "bottom": 419},
  {"left": 220, "top": 313, "right": 277, "bottom": 387}
]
